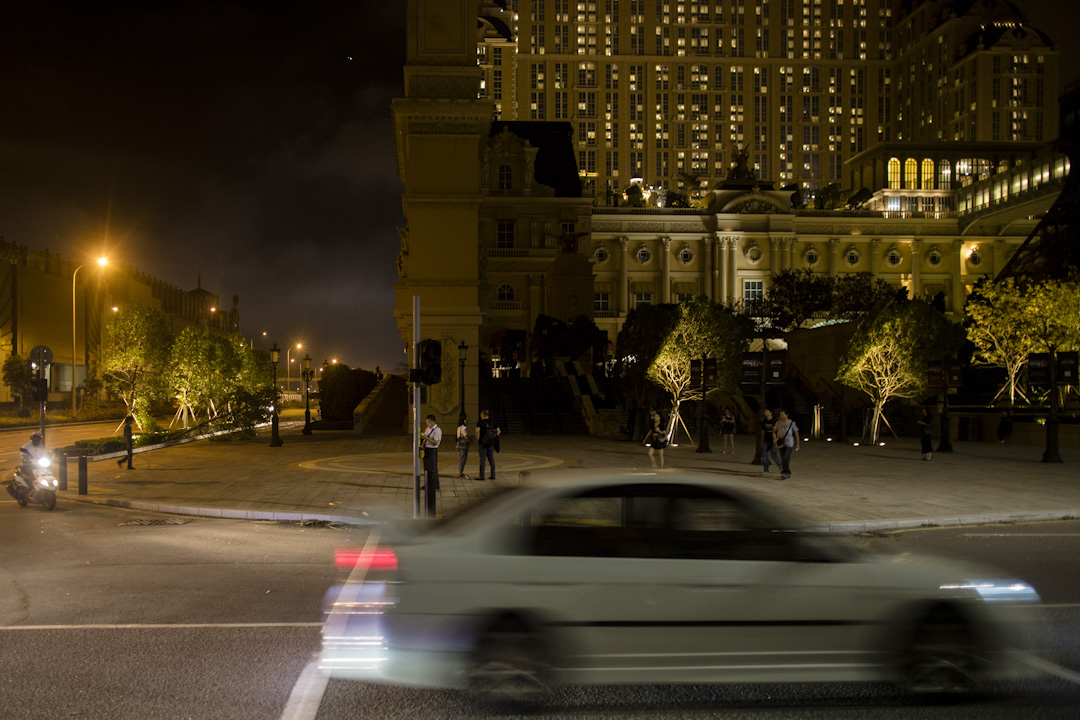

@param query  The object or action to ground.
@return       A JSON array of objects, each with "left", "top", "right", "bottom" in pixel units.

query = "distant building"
[
  {"left": 394, "top": 0, "right": 1069, "bottom": 427},
  {"left": 0, "top": 239, "right": 237, "bottom": 404}
]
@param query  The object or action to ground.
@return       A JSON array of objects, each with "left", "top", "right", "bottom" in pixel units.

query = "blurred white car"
[{"left": 321, "top": 471, "right": 1039, "bottom": 704}]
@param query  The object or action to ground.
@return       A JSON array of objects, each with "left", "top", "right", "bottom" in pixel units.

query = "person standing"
[
  {"left": 996, "top": 409, "right": 1013, "bottom": 444},
  {"left": 918, "top": 407, "right": 934, "bottom": 460},
  {"left": 475, "top": 409, "right": 500, "bottom": 480},
  {"left": 117, "top": 416, "right": 135, "bottom": 470},
  {"left": 643, "top": 412, "right": 667, "bottom": 469},
  {"left": 719, "top": 407, "right": 736, "bottom": 453},
  {"left": 773, "top": 408, "right": 800, "bottom": 479},
  {"left": 421, "top": 414, "right": 441, "bottom": 491},
  {"left": 761, "top": 408, "right": 781, "bottom": 475},
  {"left": 456, "top": 414, "right": 471, "bottom": 478}
]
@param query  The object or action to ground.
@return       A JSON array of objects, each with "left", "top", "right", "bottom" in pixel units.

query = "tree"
[
  {"left": 166, "top": 329, "right": 245, "bottom": 427},
  {"left": 2, "top": 354, "right": 35, "bottom": 408},
  {"left": 615, "top": 303, "right": 681, "bottom": 439},
  {"left": 1023, "top": 280, "right": 1080, "bottom": 463},
  {"left": 762, "top": 269, "right": 834, "bottom": 331},
  {"left": 965, "top": 278, "right": 1038, "bottom": 405},
  {"left": 832, "top": 272, "right": 897, "bottom": 319},
  {"left": 98, "top": 303, "right": 173, "bottom": 429},
  {"left": 318, "top": 363, "right": 378, "bottom": 423},
  {"left": 647, "top": 297, "right": 753, "bottom": 439},
  {"left": 837, "top": 299, "right": 961, "bottom": 442}
]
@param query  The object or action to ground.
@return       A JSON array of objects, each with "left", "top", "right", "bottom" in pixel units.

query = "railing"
[
  {"left": 594, "top": 310, "right": 617, "bottom": 318},
  {"left": 490, "top": 300, "right": 523, "bottom": 310},
  {"left": 487, "top": 248, "right": 529, "bottom": 257}
]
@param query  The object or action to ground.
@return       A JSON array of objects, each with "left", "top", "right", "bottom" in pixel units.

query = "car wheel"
[
  {"left": 467, "top": 623, "right": 551, "bottom": 707},
  {"left": 899, "top": 614, "right": 981, "bottom": 694}
]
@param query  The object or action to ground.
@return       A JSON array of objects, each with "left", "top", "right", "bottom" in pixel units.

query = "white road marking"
[
  {"left": 961, "top": 533, "right": 1080, "bottom": 537},
  {"left": 0, "top": 622, "right": 321, "bottom": 631},
  {"left": 280, "top": 657, "right": 330, "bottom": 720},
  {"left": 1024, "top": 654, "right": 1080, "bottom": 686}
]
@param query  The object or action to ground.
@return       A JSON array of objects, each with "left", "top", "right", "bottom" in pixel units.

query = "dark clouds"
[{"left": 0, "top": 2, "right": 405, "bottom": 368}]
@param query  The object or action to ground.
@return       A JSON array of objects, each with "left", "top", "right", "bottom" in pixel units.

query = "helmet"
[{"left": 30, "top": 432, "right": 42, "bottom": 444}]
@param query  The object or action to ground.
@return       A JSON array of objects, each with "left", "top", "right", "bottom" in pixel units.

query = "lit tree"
[
  {"left": 615, "top": 303, "right": 680, "bottom": 440},
  {"left": 964, "top": 278, "right": 1038, "bottom": 405},
  {"left": 99, "top": 303, "right": 173, "bottom": 429},
  {"left": 837, "top": 299, "right": 961, "bottom": 442},
  {"left": 168, "top": 330, "right": 271, "bottom": 429},
  {"left": 1024, "top": 280, "right": 1080, "bottom": 464},
  {"left": 647, "top": 296, "right": 753, "bottom": 439}
]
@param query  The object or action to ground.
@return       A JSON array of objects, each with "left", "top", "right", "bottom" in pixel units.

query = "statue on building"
[
  {"left": 547, "top": 229, "right": 591, "bottom": 254},
  {"left": 396, "top": 227, "right": 409, "bottom": 279},
  {"left": 726, "top": 144, "right": 756, "bottom": 181}
]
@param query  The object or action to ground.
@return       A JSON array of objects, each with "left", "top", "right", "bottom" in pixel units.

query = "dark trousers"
[
  {"left": 423, "top": 447, "right": 439, "bottom": 490},
  {"left": 478, "top": 445, "right": 495, "bottom": 479},
  {"left": 779, "top": 445, "right": 794, "bottom": 476},
  {"left": 762, "top": 442, "right": 781, "bottom": 471},
  {"left": 458, "top": 447, "right": 469, "bottom": 475}
]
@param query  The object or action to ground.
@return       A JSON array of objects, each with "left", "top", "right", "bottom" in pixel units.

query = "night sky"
[{"left": 0, "top": 1, "right": 1076, "bottom": 371}]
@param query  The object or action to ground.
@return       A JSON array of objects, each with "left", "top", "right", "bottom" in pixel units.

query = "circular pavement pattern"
[{"left": 298, "top": 452, "right": 564, "bottom": 476}]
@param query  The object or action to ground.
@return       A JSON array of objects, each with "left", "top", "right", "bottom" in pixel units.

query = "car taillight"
[{"left": 335, "top": 548, "right": 398, "bottom": 573}]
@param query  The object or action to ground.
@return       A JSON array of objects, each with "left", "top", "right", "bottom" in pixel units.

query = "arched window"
[
  {"left": 497, "top": 284, "right": 515, "bottom": 301},
  {"left": 903, "top": 158, "right": 918, "bottom": 190},
  {"left": 887, "top": 158, "right": 901, "bottom": 189},
  {"left": 938, "top": 160, "right": 952, "bottom": 190},
  {"left": 921, "top": 159, "right": 934, "bottom": 190},
  {"left": 497, "top": 165, "right": 513, "bottom": 190}
]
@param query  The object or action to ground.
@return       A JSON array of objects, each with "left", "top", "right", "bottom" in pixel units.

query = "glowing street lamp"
[
  {"left": 286, "top": 343, "right": 302, "bottom": 394},
  {"left": 72, "top": 256, "right": 107, "bottom": 418}
]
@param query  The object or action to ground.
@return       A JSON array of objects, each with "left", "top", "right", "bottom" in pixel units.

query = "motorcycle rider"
[{"left": 19, "top": 432, "right": 49, "bottom": 490}]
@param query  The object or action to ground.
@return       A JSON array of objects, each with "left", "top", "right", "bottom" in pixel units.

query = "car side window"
[
  {"left": 527, "top": 494, "right": 631, "bottom": 558},
  {"left": 665, "top": 495, "right": 797, "bottom": 562}
]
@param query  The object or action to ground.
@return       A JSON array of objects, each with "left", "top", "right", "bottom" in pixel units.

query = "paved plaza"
[{"left": 55, "top": 422, "right": 1080, "bottom": 532}]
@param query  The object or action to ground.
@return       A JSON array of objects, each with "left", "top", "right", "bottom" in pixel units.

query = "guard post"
[
  {"left": 56, "top": 451, "right": 68, "bottom": 491},
  {"left": 78, "top": 455, "right": 88, "bottom": 495}
]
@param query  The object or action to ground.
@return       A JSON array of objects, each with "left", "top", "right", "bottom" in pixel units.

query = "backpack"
[{"left": 482, "top": 425, "right": 499, "bottom": 445}]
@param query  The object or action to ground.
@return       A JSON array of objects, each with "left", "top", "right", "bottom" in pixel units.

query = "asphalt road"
[{"left": 1, "top": 498, "right": 1078, "bottom": 719}]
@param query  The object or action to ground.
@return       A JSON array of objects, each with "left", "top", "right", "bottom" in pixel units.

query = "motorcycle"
[{"left": 6, "top": 455, "right": 58, "bottom": 511}]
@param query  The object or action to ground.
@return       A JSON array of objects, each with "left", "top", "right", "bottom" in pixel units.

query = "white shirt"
[{"left": 422, "top": 424, "right": 442, "bottom": 448}]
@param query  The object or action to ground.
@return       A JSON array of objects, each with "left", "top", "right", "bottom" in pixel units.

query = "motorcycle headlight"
[
  {"left": 37, "top": 457, "right": 51, "bottom": 468},
  {"left": 50, "top": 479, "right": 58, "bottom": 487}
]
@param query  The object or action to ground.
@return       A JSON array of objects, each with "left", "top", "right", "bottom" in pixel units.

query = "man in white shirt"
[
  {"left": 421, "top": 414, "right": 442, "bottom": 492},
  {"left": 773, "top": 408, "right": 800, "bottom": 480}
]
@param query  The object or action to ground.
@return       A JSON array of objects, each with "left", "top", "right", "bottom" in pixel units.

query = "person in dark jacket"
[
  {"left": 475, "top": 409, "right": 501, "bottom": 481},
  {"left": 117, "top": 416, "right": 135, "bottom": 469}
]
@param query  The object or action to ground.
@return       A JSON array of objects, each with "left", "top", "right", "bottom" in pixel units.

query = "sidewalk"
[{"left": 57, "top": 425, "right": 1080, "bottom": 533}]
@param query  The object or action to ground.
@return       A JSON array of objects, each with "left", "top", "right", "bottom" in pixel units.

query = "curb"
[
  {"left": 60, "top": 494, "right": 373, "bottom": 526},
  {"left": 57, "top": 491, "right": 1080, "bottom": 533}
]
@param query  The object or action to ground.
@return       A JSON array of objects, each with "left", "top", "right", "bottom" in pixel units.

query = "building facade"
[{"left": 395, "top": 0, "right": 1067, "bottom": 426}]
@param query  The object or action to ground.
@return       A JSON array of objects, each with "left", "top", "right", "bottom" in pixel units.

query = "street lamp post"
[
  {"left": 286, "top": 343, "right": 302, "bottom": 396},
  {"left": 72, "top": 257, "right": 107, "bottom": 418},
  {"left": 269, "top": 344, "right": 283, "bottom": 447},
  {"left": 458, "top": 340, "right": 468, "bottom": 418},
  {"left": 302, "top": 354, "right": 314, "bottom": 435}
]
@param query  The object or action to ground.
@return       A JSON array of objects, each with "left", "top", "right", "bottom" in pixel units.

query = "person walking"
[
  {"left": 643, "top": 412, "right": 667, "bottom": 469},
  {"left": 996, "top": 409, "right": 1013, "bottom": 444},
  {"left": 475, "top": 409, "right": 500, "bottom": 480},
  {"left": 760, "top": 408, "right": 781, "bottom": 475},
  {"left": 918, "top": 407, "right": 934, "bottom": 460},
  {"left": 117, "top": 416, "right": 135, "bottom": 470},
  {"left": 719, "top": 407, "right": 736, "bottom": 453},
  {"left": 773, "top": 408, "right": 800, "bottom": 479},
  {"left": 421, "top": 414, "right": 441, "bottom": 492},
  {"left": 456, "top": 414, "right": 471, "bottom": 478}
]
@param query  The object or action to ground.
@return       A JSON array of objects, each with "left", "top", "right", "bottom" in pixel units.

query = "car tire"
[
  {"left": 466, "top": 621, "right": 551, "bottom": 708},
  {"left": 898, "top": 610, "right": 982, "bottom": 695}
]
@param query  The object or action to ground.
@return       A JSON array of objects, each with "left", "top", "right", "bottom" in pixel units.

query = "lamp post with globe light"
[
  {"left": 269, "top": 344, "right": 283, "bottom": 447},
  {"left": 286, "top": 343, "right": 302, "bottom": 395},
  {"left": 302, "top": 354, "right": 315, "bottom": 435},
  {"left": 72, "top": 256, "right": 107, "bottom": 418}
]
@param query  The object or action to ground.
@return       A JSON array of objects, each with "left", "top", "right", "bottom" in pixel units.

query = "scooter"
[{"left": 6, "top": 455, "right": 58, "bottom": 511}]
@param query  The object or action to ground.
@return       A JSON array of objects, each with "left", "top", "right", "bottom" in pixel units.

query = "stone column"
[
  {"left": 618, "top": 237, "right": 629, "bottom": 315},
  {"left": 869, "top": 238, "right": 881, "bottom": 277},
  {"left": 770, "top": 236, "right": 782, "bottom": 275},
  {"left": 660, "top": 236, "right": 672, "bottom": 303},
  {"left": 703, "top": 237, "right": 714, "bottom": 300},
  {"left": 783, "top": 237, "right": 794, "bottom": 270},
  {"left": 951, "top": 239, "right": 965, "bottom": 312},
  {"left": 727, "top": 237, "right": 739, "bottom": 304},
  {"left": 909, "top": 239, "right": 922, "bottom": 299},
  {"left": 993, "top": 238, "right": 1006, "bottom": 276},
  {"left": 828, "top": 238, "right": 840, "bottom": 276},
  {"left": 718, "top": 237, "right": 729, "bottom": 304}
]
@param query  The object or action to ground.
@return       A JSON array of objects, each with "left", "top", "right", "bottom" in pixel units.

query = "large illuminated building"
[{"left": 394, "top": 0, "right": 1068, "bottom": 427}]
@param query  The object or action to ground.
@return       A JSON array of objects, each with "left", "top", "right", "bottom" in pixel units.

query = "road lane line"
[
  {"left": 1024, "top": 654, "right": 1080, "bottom": 686},
  {"left": 0, "top": 622, "right": 322, "bottom": 630},
  {"left": 280, "top": 657, "right": 329, "bottom": 720}
]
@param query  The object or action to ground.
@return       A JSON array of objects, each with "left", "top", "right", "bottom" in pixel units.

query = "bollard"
[
  {"left": 78, "top": 455, "right": 88, "bottom": 495},
  {"left": 56, "top": 451, "right": 68, "bottom": 491}
]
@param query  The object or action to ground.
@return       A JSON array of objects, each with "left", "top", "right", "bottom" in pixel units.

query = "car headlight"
[{"left": 940, "top": 580, "right": 1041, "bottom": 604}]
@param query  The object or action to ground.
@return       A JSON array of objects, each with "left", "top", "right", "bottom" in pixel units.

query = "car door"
[{"left": 641, "top": 486, "right": 878, "bottom": 684}]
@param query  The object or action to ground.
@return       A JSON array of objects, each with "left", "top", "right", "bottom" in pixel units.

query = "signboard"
[
  {"left": 690, "top": 359, "right": 701, "bottom": 388},
  {"left": 1027, "top": 353, "right": 1051, "bottom": 387},
  {"left": 740, "top": 352, "right": 762, "bottom": 385},
  {"left": 1059, "top": 351, "right": 1079, "bottom": 387},
  {"left": 29, "top": 344, "right": 53, "bottom": 371},
  {"left": 691, "top": 358, "right": 719, "bottom": 388},
  {"left": 927, "top": 360, "right": 963, "bottom": 388},
  {"left": 704, "top": 358, "right": 717, "bottom": 386},
  {"left": 765, "top": 352, "right": 786, "bottom": 385}
]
